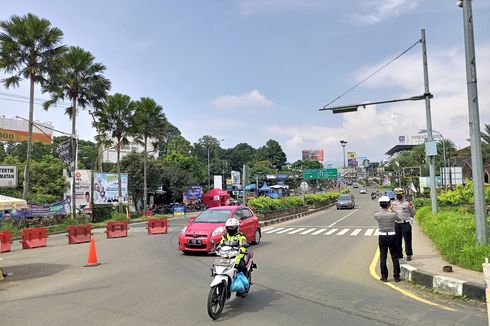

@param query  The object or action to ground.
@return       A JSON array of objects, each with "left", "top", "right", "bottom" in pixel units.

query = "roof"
[
  {"left": 0, "top": 195, "right": 27, "bottom": 210},
  {"left": 385, "top": 144, "right": 416, "bottom": 156}
]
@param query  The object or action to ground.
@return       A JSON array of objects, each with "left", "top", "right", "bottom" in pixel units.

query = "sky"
[{"left": 1, "top": 0, "right": 489, "bottom": 167}]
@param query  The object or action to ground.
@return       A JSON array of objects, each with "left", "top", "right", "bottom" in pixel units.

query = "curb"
[
  {"left": 259, "top": 204, "right": 334, "bottom": 227},
  {"left": 400, "top": 264, "right": 485, "bottom": 301}
]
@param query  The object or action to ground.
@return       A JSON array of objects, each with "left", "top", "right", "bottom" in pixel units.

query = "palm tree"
[
  {"left": 43, "top": 46, "right": 111, "bottom": 217},
  {"left": 94, "top": 93, "right": 135, "bottom": 212},
  {"left": 0, "top": 13, "right": 65, "bottom": 199},
  {"left": 133, "top": 98, "right": 168, "bottom": 213}
]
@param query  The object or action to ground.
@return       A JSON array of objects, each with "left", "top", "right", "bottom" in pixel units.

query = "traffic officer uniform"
[
  {"left": 374, "top": 196, "right": 402, "bottom": 282},
  {"left": 391, "top": 188, "right": 416, "bottom": 261}
]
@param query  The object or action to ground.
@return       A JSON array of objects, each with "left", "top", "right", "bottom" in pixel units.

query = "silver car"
[{"left": 336, "top": 194, "right": 355, "bottom": 209}]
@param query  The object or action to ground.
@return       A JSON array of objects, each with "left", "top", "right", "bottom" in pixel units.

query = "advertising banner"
[
  {"left": 231, "top": 171, "right": 241, "bottom": 187},
  {"left": 74, "top": 170, "right": 92, "bottom": 209},
  {"left": 302, "top": 150, "right": 324, "bottom": 162},
  {"left": 57, "top": 138, "right": 74, "bottom": 164},
  {"left": 0, "top": 165, "right": 17, "bottom": 187},
  {"left": 12, "top": 199, "right": 70, "bottom": 219},
  {"left": 93, "top": 172, "right": 128, "bottom": 205},
  {"left": 0, "top": 117, "right": 53, "bottom": 144},
  {"left": 183, "top": 186, "right": 203, "bottom": 202},
  {"left": 213, "top": 175, "right": 223, "bottom": 190}
]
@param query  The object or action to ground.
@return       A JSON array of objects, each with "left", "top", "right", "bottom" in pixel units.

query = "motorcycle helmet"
[
  {"left": 394, "top": 188, "right": 404, "bottom": 195},
  {"left": 378, "top": 196, "right": 391, "bottom": 208},
  {"left": 225, "top": 217, "right": 240, "bottom": 235}
]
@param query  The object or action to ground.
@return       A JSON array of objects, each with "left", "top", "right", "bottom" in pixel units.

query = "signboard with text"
[{"left": 0, "top": 165, "right": 17, "bottom": 187}]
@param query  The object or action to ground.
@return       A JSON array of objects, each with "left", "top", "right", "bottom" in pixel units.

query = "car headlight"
[
  {"left": 212, "top": 226, "right": 225, "bottom": 237},
  {"left": 181, "top": 226, "right": 187, "bottom": 235}
]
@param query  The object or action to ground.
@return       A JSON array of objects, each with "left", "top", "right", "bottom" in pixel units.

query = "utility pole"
[
  {"left": 421, "top": 29, "right": 438, "bottom": 215},
  {"left": 459, "top": 0, "right": 487, "bottom": 244}
]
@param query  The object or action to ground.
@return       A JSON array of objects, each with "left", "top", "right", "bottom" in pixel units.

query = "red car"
[{"left": 178, "top": 206, "right": 261, "bottom": 254}]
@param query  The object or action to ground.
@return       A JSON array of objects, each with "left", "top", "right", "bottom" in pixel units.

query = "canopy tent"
[
  {"left": 259, "top": 182, "right": 270, "bottom": 193},
  {"left": 202, "top": 188, "right": 230, "bottom": 208},
  {"left": 0, "top": 195, "right": 27, "bottom": 211}
]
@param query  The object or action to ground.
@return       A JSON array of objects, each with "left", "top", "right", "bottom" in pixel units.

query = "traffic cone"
[{"left": 84, "top": 239, "right": 100, "bottom": 267}]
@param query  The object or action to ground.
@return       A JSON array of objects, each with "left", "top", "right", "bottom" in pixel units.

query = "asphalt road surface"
[{"left": 0, "top": 192, "right": 486, "bottom": 325}]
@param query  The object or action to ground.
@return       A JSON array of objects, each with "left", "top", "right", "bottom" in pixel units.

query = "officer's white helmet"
[
  {"left": 225, "top": 217, "right": 240, "bottom": 233},
  {"left": 378, "top": 196, "right": 391, "bottom": 204}
]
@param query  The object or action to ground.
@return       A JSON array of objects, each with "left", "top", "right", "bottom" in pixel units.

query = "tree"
[
  {"left": 132, "top": 97, "right": 168, "bottom": 212},
  {"left": 225, "top": 143, "right": 256, "bottom": 171},
  {"left": 291, "top": 160, "right": 322, "bottom": 170},
  {"left": 254, "top": 139, "right": 287, "bottom": 169},
  {"left": 0, "top": 13, "right": 66, "bottom": 199},
  {"left": 94, "top": 93, "right": 136, "bottom": 212},
  {"left": 43, "top": 46, "right": 110, "bottom": 217},
  {"left": 250, "top": 160, "right": 275, "bottom": 178}
]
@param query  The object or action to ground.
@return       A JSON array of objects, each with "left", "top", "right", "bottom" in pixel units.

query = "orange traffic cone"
[{"left": 84, "top": 239, "right": 100, "bottom": 267}]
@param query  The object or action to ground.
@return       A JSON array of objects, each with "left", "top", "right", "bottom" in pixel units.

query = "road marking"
[
  {"left": 328, "top": 209, "right": 358, "bottom": 227},
  {"left": 266, "top": 228, "right": 285, "bottom": 234},
  {"left": 350, "top": 229, "right": 362, "bottom": 236},
  {"left": 369, "top": 247, "right": 456, "bottom": 312},
  {"left": 325, "top": 229, "right": 338, "bottom": 235},
  {"left": 288, "top": 228, "right": 306, "bottom": 234},
  {"left": 277, "top": 228, "right": 295, "bottom": 234},
  {"left": 364, "top": 229, "right": 375, "bottom": 236},
  {"left": 261, "top": 227, "right": 275, "bottom": 232},
  {"left": 311, "top": 228, "right": 327, "bottom": 235},
  {"left": 374, "top": 229, "right": 380, "bottom": 236},
  {"left": 300, "top": 228, "right": 317, "bottom": 235},
  {"left": 336, "top": 228, "right": 350, "bottom": 236}
]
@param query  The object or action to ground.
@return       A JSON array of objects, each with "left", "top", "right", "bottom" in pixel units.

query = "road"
[{"left": 0, "top": 193, "right": 486, "bottom": 325}]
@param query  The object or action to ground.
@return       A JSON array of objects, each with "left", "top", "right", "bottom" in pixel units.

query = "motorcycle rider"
[{"left": 219, "top": 218, "right": 248, "bottom": 275}]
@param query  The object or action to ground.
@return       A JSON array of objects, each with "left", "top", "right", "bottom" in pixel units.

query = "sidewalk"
[{"left": 400, "top": 220, "right": 485, "bottom": 301}]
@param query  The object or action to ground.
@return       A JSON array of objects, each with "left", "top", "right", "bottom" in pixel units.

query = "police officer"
[
  {"left": 374, "top": 196, "right": 402, "bottom": 282},
  {"left": 391, "top": 188, "right": 416, "bottom": 261}
]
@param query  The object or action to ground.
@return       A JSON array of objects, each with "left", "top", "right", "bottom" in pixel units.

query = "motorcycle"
[{"left": 207, "top": 240, "right": 257, "bottom": 320}]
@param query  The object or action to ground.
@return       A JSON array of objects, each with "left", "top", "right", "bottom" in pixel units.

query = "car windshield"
[
  {"left": 193, "top": 209, "right": 232, "bottom": 223},
  {"left": 339, "top": 195, "right": 352, "bottom": 200}
]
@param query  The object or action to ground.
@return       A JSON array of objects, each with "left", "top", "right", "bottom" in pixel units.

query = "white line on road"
[
  {"left": 325, "top": 229, "right": 338, "bottom": 235},
  {"left": 328, "top": 209, "right": 358, "bottom": 228},
  {"left": 364, "top": 229, "right": 375, "bottom": 236},
  {"left": 277, "top": 228, "right": 295, "bottom": 234},
  {"left": 288, "top": 228, "right": 306, "bottom": 234},
  {"left": 261, "top": 227, "right": 275, "bottom": 232},
  {"left": 350, "top": 229, "right": 362, "bottom": 236},
  {"left": 300, "top": 228, "right": 317, "bottom": 235},
  {"left": 311, "top": 228, "right": 327, "bottom": 235},
  {"left": 336, "top": 228, "right": 350, "bottom": 236},
  {"left": 266, "top": 228, "right": 285, "bottom": 234},
  {"left": 374, "top": 229, "right": 380, "bottom": 236}
]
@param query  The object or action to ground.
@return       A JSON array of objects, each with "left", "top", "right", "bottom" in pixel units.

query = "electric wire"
[{"left": 323, "top": 39, "right": 421, "bottom": 108}]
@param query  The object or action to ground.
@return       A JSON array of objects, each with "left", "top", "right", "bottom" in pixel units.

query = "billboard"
[
  {"left": 101, "top": 137, "right": 159, "bottom": 163},
  {"left": 302, "top": 150, "right": 324, "bottom": 162},
  {"left": 183, "top": 186, "right": 203, "bottom": 202},
  {"left": 398, "top": 134, "right": 442, "bottom": 145},
  {"left": 347, "top": 151, "right": 357, "bottom": 168},
  {"left": 213, "top": 175, "right": 223, "bottom": 190},
  {"left": 93, "top": 172, "right": 128, "bottom": 205},
  {"left": 0, "top": 117, "right": 53, "bottom": 144},
  {"left": 0, "top": 165, "right": 17, "bottom": 187},
  {"left": 231, "top": 171, "right": 241, "bottom": 187}
]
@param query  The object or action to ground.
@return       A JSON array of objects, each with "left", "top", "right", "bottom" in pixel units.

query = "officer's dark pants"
[
  {"left": 395, "top": 222, "right": 413, "bottom": 257},
  {"left": 379, "top": 235, "right": 400, "bottom": 279}
]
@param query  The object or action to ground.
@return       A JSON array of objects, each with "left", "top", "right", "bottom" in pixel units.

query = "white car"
[{"left": 359, "top": 188, "right": 367, "bottom": 194}]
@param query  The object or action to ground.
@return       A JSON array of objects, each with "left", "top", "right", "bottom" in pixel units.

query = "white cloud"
[
  {"left": 211, "top": 90, "right": 274, "bottom": 109},
  {"left": 264, "top": 44, "right": 490, "bottom": 163},
  {"left": 353, "top": 0, "right": 418, "bottom": 24}
]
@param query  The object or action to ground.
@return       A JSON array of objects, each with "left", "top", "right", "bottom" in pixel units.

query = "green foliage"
[
  {"left": 416, "top": 206, "right": 490, "bottom": 271},
  {"left": 248, "top": 192, "right": 340, "bottom": 214},
  {"left": 110, "top": 212, "right": 128, "bottom": 221},
  {"left": 413, "top": 197, "right": 431, "bottom": 208},
  {"left": 304, "top": 192, "right": 340, "bottom": 206},
  {"left": 437, "top": 180, "right": 484, "bottom": 206},
  {"left": 254, "top": 139, "right": 287, "bottom": 169},
  {"left": 92, "top": 205, "right": 113, "bottom": 223}
]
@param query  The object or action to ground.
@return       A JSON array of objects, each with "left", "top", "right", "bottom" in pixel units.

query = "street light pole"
[
  {"left": 340, "top": 140, "right": 347, "bottom": 169},
  {"left": 421, "top": 29, "right": 438, "bottom": 215},
  {"left": 459, "top": 0, "right": 487, "bottom": 244}
]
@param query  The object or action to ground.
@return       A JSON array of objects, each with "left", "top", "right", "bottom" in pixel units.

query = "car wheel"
[
  {"left": 251, "top": 229, "right": 261, "bottom": 245},
  {"left": 182, "top": 250, "right": 189, "bottom": 255}
]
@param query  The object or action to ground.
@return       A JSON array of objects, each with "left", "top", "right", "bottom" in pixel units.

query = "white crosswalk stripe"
[
  {"left": 300, "top": 228, "right": 317, "bottom": 235},
  {"left": 266, "top": 227, "right": 285, "bottom": 234},
  {"left": 261, "top": 227, "right": 275, "bottom": 232},
  {"left": 350, "top": 229, "right": 362, "bottom": 236},
  {"left": 336, "top": 228, "right": 350, "bottom": 236},
  {"left": 364, "top": 229, "right": 375, "bottom": 236},
  {"left": 325, "top": 229, "right": 338, "bottom": 235},
  {"left": 311, "top": 228, "right": 327, "bottom": 235},
  {"left": 277, "top": 228, "right": 295, "bottom": 234},
  {"left": 288, "top": 228, "right": 306, "bottom": 234}
]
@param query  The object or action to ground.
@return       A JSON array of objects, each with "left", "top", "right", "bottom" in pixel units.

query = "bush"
[
  {"left": 413, "top": 197, "right": 431, "bottom": 208},
  {"left": 248, "top": 192, "right": 340, "bottom": 214},
  {"left": 416, "top": 206, "right": 490, "bottom": 272},
  {"left": 92, "top": 205, "right": 113, "bottom": 223},
  {"left": 110, "top": 212, "right": 129, "bottom": 221}
]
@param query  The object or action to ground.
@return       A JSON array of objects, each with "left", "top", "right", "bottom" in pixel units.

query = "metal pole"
[
  {"left": 461, "top": 0, "right": 487, "bottom": 244},
  {"left": 421, "top": 29, "right": 438, "bottom": 215},
  {"left": 442, "top": 138, "right": 447, "bottom": 188},
  {"left": 207, "top": 146, "right": 210, "bottom": 190}
]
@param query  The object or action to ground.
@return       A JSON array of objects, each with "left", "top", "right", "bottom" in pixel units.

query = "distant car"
[
  {"left": 178, "top": 206, "right": 261, "bottom": 254},
  {"left": 359, "top": 188, "right": 367, "bottom": 194},
  {"left": 336, "top": 194, "right": 355, "bottom": 209},
  {"left": 384, "top": 190, "right": 396, "bottom": 200},
  {"left": 352, "top": 183, "right": 359, "bottom": 188}
]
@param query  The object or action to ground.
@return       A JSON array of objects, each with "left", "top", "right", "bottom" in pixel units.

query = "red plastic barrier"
[
  {"left": 20, "top": 227, "right": 47, "bottom": 249},
  {"left": 147, "top": 218, "right": 168, "bottom": 235},
  {"left": 0, "top": 231, "right": 13, "bottom": 253},
  {"left": 67, "top": 224, "right": 92, "bottom": 244},
  {"left": 105, "top": 221, "right": 129, "bottom": 238}
]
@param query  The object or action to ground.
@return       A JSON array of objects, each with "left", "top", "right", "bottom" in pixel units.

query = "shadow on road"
[
  {"left": 1, "top": 263, "right": 70, "bottom": 282},
  {"left": 219, "top": 287, "right": 282, "bottom": 320}
]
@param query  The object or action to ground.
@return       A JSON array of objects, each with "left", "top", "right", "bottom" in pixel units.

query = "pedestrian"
[
  {"left": 374, "top": 196, "right": 402, "bottom": 282},
  {"left": 391, "top": 188, "right": 416, "bottom": 261}
]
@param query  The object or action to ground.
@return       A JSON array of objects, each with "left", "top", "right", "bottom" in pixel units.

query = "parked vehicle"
[
  {"left": 359, "top": 188, "right": 367, "bottom": 194},
  {"left": 178, "top": 206, "right": 261, "bottom": 253},
  {"left": 336, "top": 194, "right": 355, "bottom": 209},
  {"left": 207, "top": 241, "right": 257, "bottom": 319}
]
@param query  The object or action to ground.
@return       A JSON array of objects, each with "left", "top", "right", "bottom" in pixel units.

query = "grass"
[{"left": 416, "top": 206, "right": 490, "bottom": 272}]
